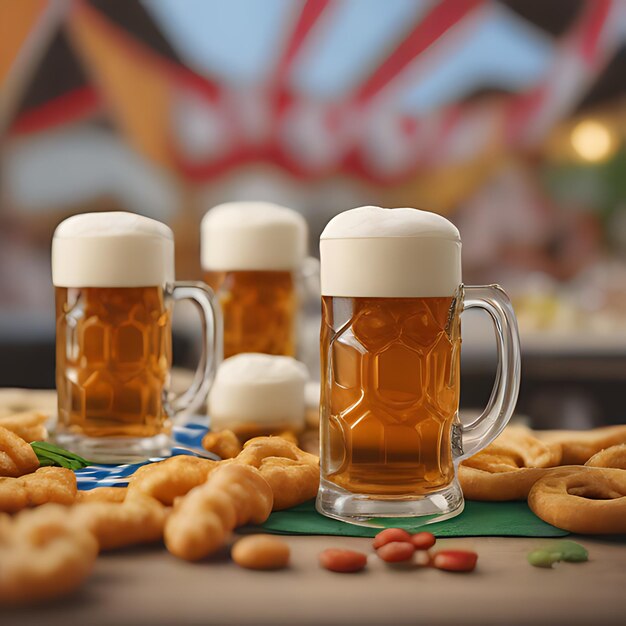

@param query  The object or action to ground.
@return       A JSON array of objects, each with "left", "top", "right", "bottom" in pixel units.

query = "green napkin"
[{"left": 260, "top": 500, "right": 568, "bottom": 538}]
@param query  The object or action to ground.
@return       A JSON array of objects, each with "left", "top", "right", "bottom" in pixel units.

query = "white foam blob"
[
  {"left": 320, "top": 206, "right": 462, "bottom": 297},
  {"left": 201, "top": 201, "right": 308, "bottom": 271},
  {"left": 209, "top": 353, "right": 308, "bottom": 432},
  {"left": 52, "top": 212, "right": 174, "bottom": 288}
]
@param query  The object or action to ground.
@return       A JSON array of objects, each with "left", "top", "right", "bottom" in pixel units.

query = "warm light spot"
[{"left": 570, "top": 120, "right": 616, "bottom": 162}]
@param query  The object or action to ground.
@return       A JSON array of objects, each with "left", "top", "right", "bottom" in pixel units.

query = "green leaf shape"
[{"left": 30, "top": 441, "right": 92, "bottom": 469}]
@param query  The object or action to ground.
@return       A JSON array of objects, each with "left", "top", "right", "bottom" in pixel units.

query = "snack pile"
[
  {"left": 1, "top": 405, "right": 626, "bottom": 605},
  {"left": 459, "top": 424, "right": 626, "bottom": 534},
  {"left": 0, "top": 410, "right": 319, "bottom": 605}
]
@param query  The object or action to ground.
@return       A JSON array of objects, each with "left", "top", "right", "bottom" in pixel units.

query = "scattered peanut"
[
  {"left": 410, "top": 532, "right": 436, "bottom": 550},
  {"left": 376, "top": 541, "right": 415, "bottom": 563},
  {"left": 372, "top": 528, "right": 412, "bottom": 549},
  {"left": 432, "top": 550, "right": 478, "bottom": 572},
  {"left": 319, "top": 548, "right": 367, "bottom": 573},
  {"left": 231, "top": 535, "right": 290, "bottom": 570}
]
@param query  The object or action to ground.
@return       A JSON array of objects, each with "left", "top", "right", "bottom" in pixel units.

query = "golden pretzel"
[{"left": 528, "top": 467, "right": 626, "bottom": 534}]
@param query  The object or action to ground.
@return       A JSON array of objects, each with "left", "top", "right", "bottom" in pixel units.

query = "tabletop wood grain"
[{"left": 8, "top": 534, "right": 626, "bottom": 626}]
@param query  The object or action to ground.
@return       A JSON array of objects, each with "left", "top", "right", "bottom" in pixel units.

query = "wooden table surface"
[{"left": 9, "top": 534, "right": 626, "bottom": 626}]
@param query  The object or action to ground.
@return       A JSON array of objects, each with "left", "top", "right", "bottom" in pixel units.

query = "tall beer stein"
[
  {"left": 53, "top": 212, "right": 221, "bottom": 462},
  {"left": 201, "top": 201, "right": 312, "bottom": 359},
  {"left": 318, "top": 206, "right": 520, "bottom": 525}
]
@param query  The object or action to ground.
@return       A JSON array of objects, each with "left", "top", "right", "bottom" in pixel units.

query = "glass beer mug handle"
[
  {"left": 164, "top": 281, "right": 222, "bottom": 420},
  {"left": 300, "top": 256, "right": 321, "bottom": 298},
  {"left": 456, "top": 285, "right": 521, "bottom": 460}
]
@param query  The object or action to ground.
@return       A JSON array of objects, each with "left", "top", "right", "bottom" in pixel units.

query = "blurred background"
[{"left": 0, "top": 0, "right": 625, "bottom": 428}]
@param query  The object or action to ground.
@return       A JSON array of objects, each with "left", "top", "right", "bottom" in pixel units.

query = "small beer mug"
[
  {"left": 53, "top": 212, "right": 221, "bottom": 462},
  {"left": 201, "top": 201, "right": 313, "bottom": 359},
  {"left": 317, "top": 206, "right": 521, "bottom": 525}
]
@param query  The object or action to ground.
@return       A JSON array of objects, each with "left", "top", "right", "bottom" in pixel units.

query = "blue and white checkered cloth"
[{"left": 75, "top": 423, "right": 212, "bottom": 490}]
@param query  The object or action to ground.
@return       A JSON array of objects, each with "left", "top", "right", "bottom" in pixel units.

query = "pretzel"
[
  {"left": 202, "top": 429, "right": 242, "bottom": 459},
  {"left": 536, "top": 425, "right": 626, "bottom": 465},
  {"left": 458, "top": 426, "right": 562, "bottom": 501},
  {"left": 0, "top": 425, "right": 39, "bottom": 477},
  {"left": 0, "top": 411, "right": 48, "bottom": 443},
  {"left": 165, "top": 463, "right": 273, "bottom": 561},
  {"left": 128, "top": 455, "right": 218, "bottom": 505},
  {"left": 0, "top": 504, "right": 98, "bottom": 605},
  {"left": 72, "top": 494, "right": 167, "bottom": 551},
  {"left": 528, "top": 467, "right": 626, "bottom": 534},
  {"left": 234, "top": 436, "right": 319, "bottom": 510},
  {"left": 76, "top": 487, "right": 128, "bottom": 503},
  {"left": 0, "top": 467, "right": 77, "bottom": 513},
  {"left": 584, "top": 444, "right": 626, "bottom": 470}
]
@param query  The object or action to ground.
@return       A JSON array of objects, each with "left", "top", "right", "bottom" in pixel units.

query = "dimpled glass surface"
[
  {"left": 56, "top": 287, "right": 171, "bottom": 438},
  {"left": 321, "top": 295, "right": 460, "bottom": 496}
]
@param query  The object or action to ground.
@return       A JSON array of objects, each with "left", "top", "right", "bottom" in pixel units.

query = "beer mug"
[
  {"left": 317, "top": 206, "right": 521, "bottom": 525},
  {"left": 201, "top": 201, "right": 315, "bottom": 359},
  {"left": 52, "top": 212, "right": 221, "bottom": 462}
]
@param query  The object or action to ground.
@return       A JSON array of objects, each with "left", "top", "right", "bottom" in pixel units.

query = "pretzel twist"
[
  {"left": 459, "top": 426, "right": 562, "bottom": 501},
  {"left": 536, "top": 425, "right": 626, "bottom": 465},
  {"left": 164, "top": 464, "right": 273, "bottom": 561},
  {"left": 0, "top": 504, "right": 98, "bottom": 605},
  {"left": 584, "top": 444, "right": 626, "bottom": 470},
  {"left": 127, "top": 455, "right": 218, "bottom": 505},
  {"left": 528, "top": 467, "right": 626, "bottom": 534},
  {"left": 234, "top": 436, "right": 319, "bottom": 510},
  {"left": 72, "top": 494, "right": 168, "bottom": 551},
  {"left": 0, "top": 467, "right": 77, "bottom": 513},
  {"left": 0, "top": 425, "right": 39, "bottom": 478}
]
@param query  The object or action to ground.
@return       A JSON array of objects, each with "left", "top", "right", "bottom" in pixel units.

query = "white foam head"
[
  {"left": 52, "top": 212, "right": 174, "bottom": 287},
  {"left": 201, "top": 202, "right": 308, "bottom": 271},
  {"left": 320, "top": 206, "right": 461, "bottom": 297},
  {"left": 208, "top": 353, "right": 308, "bottom": 432}
]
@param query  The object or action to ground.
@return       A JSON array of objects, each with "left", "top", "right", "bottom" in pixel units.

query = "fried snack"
[
  {"left": 536, "top": 425, "right": 626, "bottom": 465},
  {"left": 202, "top": 429, "right": 242, "bottom": 459},
  {"left": 0, "top": 411, "right": 48, "bottom": 443},
  {"left": 528, "top": 467, "right": 626, "bottom": 534},
  {"left": 72, "top": 494, "right": 167, "bottom": 551},
  {"left": 585, "top": 444, "right": 626, "bottom": 470},
  {"left": 76, "top": 487, "right": 128, "bottom": 503},
  {"left": 0, "top": 504, "right": 98, "bottom": 605},
  {"left": 0, "top": 425, "right": 39, "bottom": 477},
  {"left": 458, "top": 426, "right": 562, "bottom": 501},
  {"left": 0, "top": 467, "right": 77, "bottom": 513},
  {"left": 234, "top": 436, "right": 319, "bottom": 510},
  {"left": 165, "top": 464, "right": 273, "bottom": 561},
  {"left": 128, "top": 455, "right": 218, "bottom": 505}
]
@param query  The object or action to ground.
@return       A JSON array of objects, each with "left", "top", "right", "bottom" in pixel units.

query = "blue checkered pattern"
[{"left": 75, "top": 423, "right": 212, "bottom": 490}]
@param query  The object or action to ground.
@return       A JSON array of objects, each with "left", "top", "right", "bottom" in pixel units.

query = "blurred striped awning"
[{"left": 3, "top": 0, "right": 625, "bottom": 184}]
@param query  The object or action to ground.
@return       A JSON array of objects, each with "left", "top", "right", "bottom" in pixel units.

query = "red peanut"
[
  {"left": 376, "top": 541, "right": 416, "bottom": 563},
  {"left": 432, "top": 550, "right": 478, "bottom": 572},
  {"left": 411, "top": 532, "right": 436, "bottom": 551},
  {"left": 319, "top": 548, "right": 367, "bottom": 573},
  {"left": 372, "top": 528, "right": 412, "bottom": 549}
]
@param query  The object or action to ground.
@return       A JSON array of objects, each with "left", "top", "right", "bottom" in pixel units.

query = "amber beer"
[
  {"left": 52, "top": 211, "right": 220, "bottom": 461},
  {"left": 204, "top": 270, "right": 296, "bottom": 358},
  {"left": 55, "top": 286, "right": 171, "bottom": 438},
  {"left": 317, "top": 206, "right": 521, "bottom": 524},
  {"left": 201, "top": 202, "right": 308, "bottom": 358},
  {"left": 321, "top": 295, "right": 460, "bottom": 496}
]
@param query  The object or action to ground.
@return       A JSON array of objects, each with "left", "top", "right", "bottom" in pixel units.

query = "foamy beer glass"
[
  {"left": 318, "top": 206, "right": 521, "bottom": 525},
  {"left": 52, "top": 212, "right": 221, "bottom": 461},
  {"left": 201, "top": 202, "right": 312, "bottom": 359}
]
